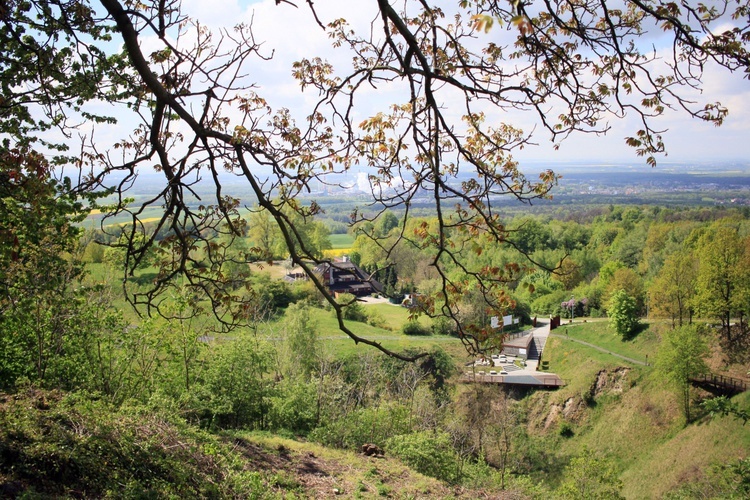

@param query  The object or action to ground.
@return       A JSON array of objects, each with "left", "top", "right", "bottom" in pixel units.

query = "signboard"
[{"left": 491, "top": 315, "right": 516, "bottom": 329}]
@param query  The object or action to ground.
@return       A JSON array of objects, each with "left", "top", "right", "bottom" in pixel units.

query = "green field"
[
  {"left": 283, "top": 304, "right": 473, "bottom": 363},
  {"left": 328, "top": 233, "right": 354, "bottom": 249}
]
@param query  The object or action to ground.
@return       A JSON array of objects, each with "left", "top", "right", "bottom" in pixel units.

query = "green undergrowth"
[
  {"left": 0, "top": 389, "right": 503, "bottom": 499},
  {"left": 0, "top": 389, "right": 263, "bottom": 498}
]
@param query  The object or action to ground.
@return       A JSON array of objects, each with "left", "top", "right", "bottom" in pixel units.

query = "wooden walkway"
[
  {"left": 690, "top": 373, "right": 748, "bottom": 396},
  {"left": 460, "top": 373, "right": 564, "bottom": 388}
]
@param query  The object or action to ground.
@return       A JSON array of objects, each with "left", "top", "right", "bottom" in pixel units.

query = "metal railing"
[{"left": 690, "top": 373, "right": 747, "bottom": 392}]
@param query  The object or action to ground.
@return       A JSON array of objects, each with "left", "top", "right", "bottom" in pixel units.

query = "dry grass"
[
  {"left": 232, "top": 432, "right": 506, "bottom": 499},
  {"left": 620, "top": 391, "right": 750, "bottom": 498}
]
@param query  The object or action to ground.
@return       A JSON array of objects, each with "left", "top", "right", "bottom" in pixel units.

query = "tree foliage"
[
  {"left": 649, "top": 250, "right": 697, "bottom": 327},
  {"left": 657, "top": 324, "right": 709, "bottom": 422},
  {"left": 0, "top": 148, "right": 99, "bottom": 387},
  {"left": 693, "top": 224, "right": 750, "bottom": 344},
  {"left": 557, "top": 452, "right": 624, "bottom": 500},
  {"left": 386, "top": 430, "right": 461, "bottom": 484},
  {"left": 607, "top": 289, "right": 640, "bottom": 339},
  {"left": 3, "top": 0, "right": 750, "bottom": 358}
]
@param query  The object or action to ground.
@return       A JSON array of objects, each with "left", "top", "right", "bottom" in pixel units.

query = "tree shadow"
[{"left": 622, "top": 321, "right": 649, "bottom": 341}]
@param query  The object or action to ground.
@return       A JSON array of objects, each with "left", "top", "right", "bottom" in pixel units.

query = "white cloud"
[{"left": 141, "top": 1, "right": 750, "bottom": 164}]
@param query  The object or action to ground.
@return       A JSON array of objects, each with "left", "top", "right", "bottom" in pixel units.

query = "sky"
[{"left": 171, "top": 0, "right": 750, "bottom": 166}]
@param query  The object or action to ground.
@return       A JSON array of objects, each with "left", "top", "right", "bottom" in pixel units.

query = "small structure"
[
  {"left": 283, "top": 272, "right": 308, "bottom": 283},
  {"left": 461, "top": 372, "right": 564, "bottom": 388},
  {"left": 312, "top": 257, "right": 383, "bottom": 297},
  {"left": 402, "top": 293, "right": 426, "bottom": 309},
  {"left": 502, "top": 331, "right": 534, "bottom": 360},
  {"left": 690, "top": 373, "right": 748, "bottom": 396},
  {"left": 550, "top": 315, "right": 561, "bottom": 329}
]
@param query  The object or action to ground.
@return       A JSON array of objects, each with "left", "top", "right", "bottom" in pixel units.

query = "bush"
[
  {"left": 337, "top": 293, "right": 368, "bottom": 322},
  {"left": 267, "top": 379, "right": 318, "bottom": 434},
  {"left": 385, "top": 431, "right": 461, "bottom": 484},
  {"left": 607, "top": 289, "right": 640, "bottom": 338},
  {"left": 366, "top": 309, "right": 389, "bottom": 329},
  {"left": 431, "top": 316, "right": 456, "bottom": 336},
  {"left": 556, "top": 452, "right": 623, "bottom": 499},
  {"left": 589, "top": 307, "right": 606, "bottom": 318},
  {"left": 402, "top": 321, "right": 432, "bottom": 336},
  {"left": 309, "top": 403, "right": 411, "bottom": 450},
  {"left": 531, "top": 289, "right": 569, "bottom": 315},
  {"left": 0, "top": 389, "right": 265, "bottom": 498},
  {"left": 558, "top": 421, "right": 574, "bottom": 437}
]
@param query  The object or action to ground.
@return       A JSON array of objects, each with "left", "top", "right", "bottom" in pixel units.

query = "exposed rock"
[
  {"left": 544, "top": 403, "right": 562, "bottom": 430},
  {"left": 592, "top": 367, "right": 630, "bottom": 397},
  {"left": 562, "top": 396, "right": 586, "bottom": 420}
]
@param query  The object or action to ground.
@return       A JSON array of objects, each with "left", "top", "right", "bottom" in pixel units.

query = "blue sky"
[{"left": 177, "top": 0, "right": 749, "bottom": 165}]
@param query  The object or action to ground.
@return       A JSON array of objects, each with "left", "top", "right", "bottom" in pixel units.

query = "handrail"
[
  {"left": 459, "top": 373, "right": 564, "bottom": 387},
  {"left": 504, "top": 331, "right": 531, "bottom": 341},
  {"left": 690, "top": 373, "right": 747, "bottom": 391}
]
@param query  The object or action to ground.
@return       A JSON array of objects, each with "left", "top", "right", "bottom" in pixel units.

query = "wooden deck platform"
[
  {"left": 460, "top": 373, "right": 564, "bottom": 388},
  {"left": 690, "top": 373, "right": 747, "bottom": 396}
]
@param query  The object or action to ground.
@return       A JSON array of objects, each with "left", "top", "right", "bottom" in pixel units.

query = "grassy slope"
[
  {"left": 0, "top": 389, "right": 501, "bottom": 499},
  {"left": 74, "top": 260, "right": 750, "bottom": 499},
  {"left": 540, "top": 321, "right": 750, "bottom": 499},
  {"left": 307, "top": 304, "right": 472, "bottom": 363},
  {"left": 556, "top": 319, "right": 659, "bottom": 364},
  {"left": 233, "top": 431, "right": 485, "bottom": 499},
  {"left": 621, "top": 391, "right": 750, "bottom": 498}
]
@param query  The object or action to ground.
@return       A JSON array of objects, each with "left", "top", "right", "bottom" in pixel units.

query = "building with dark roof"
[{"left": 312, "top": 257, "right": 383, "bottom": 297}]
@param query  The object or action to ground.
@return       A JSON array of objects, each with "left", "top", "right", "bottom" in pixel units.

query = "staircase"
[{"left": 528, "top": 335, "right": 546, "bottom": 361}]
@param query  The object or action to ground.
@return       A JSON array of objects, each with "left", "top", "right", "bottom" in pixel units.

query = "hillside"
[
  {"left": 1, "top": 317, "right": 748, "bottom": 498},
  {"left": 524, "top": 321, "right": 750, "bottom": 498},
  {"left": 0, "top": 389, "right": 514, "bottom": 499}
]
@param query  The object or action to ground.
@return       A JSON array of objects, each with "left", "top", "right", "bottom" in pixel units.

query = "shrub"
[
  {"left": 309, "top": 403, "right": 411, "bottom": 450},
  {"left": 607, "top": 289, "right": 640, "bottom": 338},
  {"left": 556, "top": 452, "right": 624, "bottom": 499},
  {"left": 385, "top": 430, "right": 461, "bottom": 484},
  {"left": 558, "top": 421, "right": 574, "bottom": 437},
  {"left": 366, "top": 309, "right": 389, "bottom": 329},
  {"left": 431, "top": 316, "right": 456, "bottom": 336},
  {"left": 267, "top": 379, "right": 318, "bottom": 434},
  {"left": 337, "top": 293, "right": 368, "bottom": 322},
  {"left": 402, "top": 321, "right": 432, "bottom": 336},
  {"left": 531, "top": 289, "right": 569, "bottom": 315}
]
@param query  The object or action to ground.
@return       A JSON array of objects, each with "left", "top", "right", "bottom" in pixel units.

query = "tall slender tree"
[
  {"left": 649, "top": 250, "right": 697, "bottom": 327},
  {"left": 693, "top": 225, "right": 748, "bottom": 344},
  {"left": 657, "top": 325, "right": 709, "bottom": 422}
]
